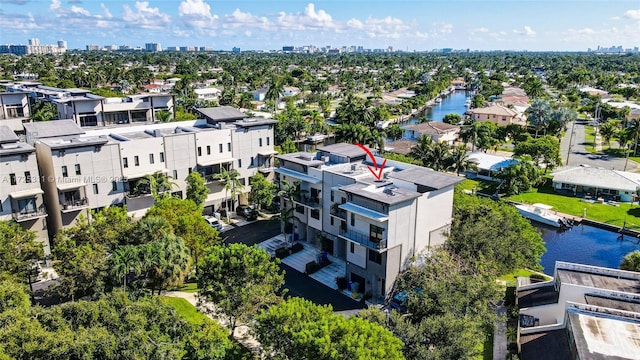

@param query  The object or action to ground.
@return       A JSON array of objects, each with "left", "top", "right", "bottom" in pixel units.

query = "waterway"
[
  {"left": 538, "top": 224, "right": 640, "bottom": 275},
  {"left": 401, "top": 90, "right": 470, "bottom": 125}
]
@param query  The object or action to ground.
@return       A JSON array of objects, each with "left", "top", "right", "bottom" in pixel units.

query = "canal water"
[
  {"left": 537, "top": 224, "right": 640, "bottom": 275},
  {"left": 401, "top": 90, "right": 470, "bottom": 125}
]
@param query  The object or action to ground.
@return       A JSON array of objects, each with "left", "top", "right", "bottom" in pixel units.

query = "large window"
[
  {"left": 123, "top": 157, "right": 128, "bottom": 168},
  {"left": 61, "top": 166, "right": 68, "bottom": 177},
  {"left": 368, "top": 249, "right": 382, "bottom": 264},
  {"left": 311, "top": 208, "right": 320, "bottom": 220},
  {"left": 370, "top": 224, "right": 384, "bottom": 242}
]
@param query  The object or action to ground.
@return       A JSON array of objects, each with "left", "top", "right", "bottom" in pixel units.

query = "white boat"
[{"left": 515, "top": 203, "right": 565, "bottom": 228}]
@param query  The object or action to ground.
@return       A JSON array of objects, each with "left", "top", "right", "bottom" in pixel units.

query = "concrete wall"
[
  {"left": 414, "top": 187, "right": 454, "bottom": 250},
  {"left": 163, "top": 133, "right": 197, "bottom": 195},
  {"left": 120, "top": 136, "right": 167, "bottom": 179},
  {"left": 194, "top": 129, "right": 233, "bottom": 168},
  {"left": 232, "top": 125, "right": 275, "bottom": 198}
]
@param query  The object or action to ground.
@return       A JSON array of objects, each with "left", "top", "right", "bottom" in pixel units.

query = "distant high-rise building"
[
  {"left": 232, "top": 47, "right": 240, "bottom": 53},
  {"left": 57, "top": 40, "right": 67, "bottom": 49},
  {"left": 145, "top": 43, "right": 162, "bottom": 52},
  {"left": 28, "top": 38, "right": 40, "bottom": 46},
  {"left": 282, "top": 46, "right": 294, "bottom": 52},
  {"left": 86, "top": 44, "right": 100, "bottom": 51},
  {"left": 199, "top": 46, "right": 213, "bottom": 52},
  {"left": 119, "top": 45, "right": 131, "bottom": 50},
  {"left": 0, "top": 38, "right": 65, "bottom": 55},
  {"left": 166, "top": 46, "right": 179, "bottom": 51}
]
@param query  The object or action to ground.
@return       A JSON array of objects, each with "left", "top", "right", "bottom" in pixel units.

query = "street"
[{"left": 222, "top": 218, "right": 281, "bottom": 246}]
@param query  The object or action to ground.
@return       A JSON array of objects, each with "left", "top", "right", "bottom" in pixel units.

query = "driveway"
[
  {"left": 222, "top": 218, "right": 281, "bottom": 246},
  {"left": 561, "top": 121, "right": 637, "bottom": 171}
]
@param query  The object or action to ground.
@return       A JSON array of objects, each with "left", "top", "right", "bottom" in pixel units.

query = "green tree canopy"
[
  {"left": 513, "top": 135, "right": 562, "bottom": 173},
  {"left": 620, "top": 250, "right": 640, "bottom": 272},
  {"left": 249, "top": 173, "right": 277, "bottom": 210},
  {"left": 186, "top": 171, "right": 209, "bottom": 208},
  {"left": 198, "top": 244, "right": 284, "bottom": 336},
  {"left": 0, "top": 221, "right": 43, "bottom": 284},
  {"left": 255, "top": 297, "right": 405, "bottom": 360}
]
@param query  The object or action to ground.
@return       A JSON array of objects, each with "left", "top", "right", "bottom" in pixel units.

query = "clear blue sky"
[{"left": 1, "top": 0, "right": 639, "bottom": 51}]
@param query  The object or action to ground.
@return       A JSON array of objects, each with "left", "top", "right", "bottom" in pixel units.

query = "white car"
[{"left": 204, "top": 216, "right": 223, "bottom": 232}]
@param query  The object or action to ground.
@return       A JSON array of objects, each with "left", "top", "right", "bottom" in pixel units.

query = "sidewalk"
[{"left": 163, "top": 291, "right": 262, "bottom": 356}]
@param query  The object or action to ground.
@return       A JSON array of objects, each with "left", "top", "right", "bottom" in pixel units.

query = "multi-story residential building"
[
  {"left": 275, "top": 143, "right": 462, "bottom": 297},
  {"left": 24, "top": 108, "right": 275, "bottom": 236},
  {"left": 469, "top": 103, "right": 525, "bottom": 126},
  {"left": 517, "top": 261, "right": 640, "bottom": 360},
  {"left": 0, "top": 126, "right": 49, "bottom": 253},
  {"left": 0, "top": 91, "right": 31, "bottom": 132},
  {"left": 2, "top": 82, "right": 175, "bottom": 129}
]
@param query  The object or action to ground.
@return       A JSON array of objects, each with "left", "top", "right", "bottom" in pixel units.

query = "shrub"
[
  {"left": 290, "top": 242, "right": 304, "bottom": 253},
  {"left": 336, "top": 276, "right": 347, "bottom": 290},
  {"left": 305, "top": 261, "right": 319, "bottom": 274},
  {"left": 275, "top": 247, "right": 290, "bottom": 259}
]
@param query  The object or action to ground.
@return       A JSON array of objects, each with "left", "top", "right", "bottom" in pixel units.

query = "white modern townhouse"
[
  {"left": 3, "top": 82, "right": 175, "bottom": 128},
  {"left": 517, "top": 261, "right": 640, "bottom": 360},
  {"left": 275, "top": 143, "right": 462, "bottom": 297},
  {"left": 0, "top": 126, "right": 49, "bottom": 254},
  {"left": 0, "top": 91, "right": 31, "bottom": 132}
]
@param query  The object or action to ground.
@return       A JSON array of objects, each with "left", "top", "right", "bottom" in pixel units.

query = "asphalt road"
[
  {"left": 222, "top": 218, "right": 281, "bottom": 246},
  {"left": 223, "top": 218, "right": 365, "bottom": 313},
  {"left": 561, "top": 121, "right": 638, "bottom": 170}
]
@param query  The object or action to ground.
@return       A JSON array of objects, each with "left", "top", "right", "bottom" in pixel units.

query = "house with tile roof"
[
  {"left": 469, "top": 104, "right": 525, "bottom": 126},
  {"left": 403, "top": 121, "right": 460, "bottom": 144}
]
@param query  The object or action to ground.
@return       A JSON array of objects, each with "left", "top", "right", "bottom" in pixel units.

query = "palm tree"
[
  {"left": 213, "top": 168, "right": 243, "bottom": 222},
  {"left": 155, "top": 110, "right": 173, "bottom": 123},
  {"left": 266, "top": 79, "right": 284, "bottom": 114},
  {"left": 599, "top": 122, "right": 617, "bottom": 149},
  {"left": 447, "top": 145, "right": 477, "bottom": 175},
  {"left": 238, "top": 92, "right": 254, "bottom": 110},
  {"left": 277, "top": 180, "right": 305, "bottom": 241},
  {"left": 143, "top": 234, "right": 191, "bottom": 295},
  {"left": 430, "top": 142, "right": 451, "bottom": 171},
  {"left": 527, "top": 99, "right": 552, "bottom": 137},
  {"left": 111, "top": 245, "right": 140, "bottom": 290},
  {"left": 410, "top": 134, "right": 436, "bottom": 167},
  {"left": 138, "top": 171, "right": 177, "bottom": 201}
]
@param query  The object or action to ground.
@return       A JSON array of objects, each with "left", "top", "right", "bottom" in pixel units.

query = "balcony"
[
  {"left": 339, "top": 229, "right": 387, "bottom": 250},
  {"left": 258, "top": 165, "right": 276, "bottom": 173},
  {"left": 294, "top": 195, "right": 321, "bottom": 209},
  {"left": 12, "top": 205, "right": 47, "bottom": 222},
  {"left": 125, "top": 191, "right": 153, "bottom": 199},
  {"left": 60, "top": 197, "right": 89, "bottom": 212},
  {"left": 330, "top": 203, "right": 347, "bottom": 219}
]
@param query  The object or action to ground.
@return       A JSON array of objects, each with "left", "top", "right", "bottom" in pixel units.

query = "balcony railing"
[
  {"left": 12, "top": 205, "right": 47, "bottom": 222},
  {"left": 330, "top": 204, "right": 347, "bottom": 219},
  {"left": 258, "top": 165, "right": 275, "bottom": 173},
  {"left": 294, "top": 196, "right": 321, "bottom": 208},
  {"left": 126, "top": 191, "right": 153, "bottom": 199},
  {"left": 339, "top": 229, "right": 387, "bottom": 250},
  {"left": 60, "top": 197, "right": 88, "bottom": 210}
]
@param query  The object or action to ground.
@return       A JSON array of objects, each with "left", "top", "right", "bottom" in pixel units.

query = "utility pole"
[{"left": 566, "top": 120, "right": 575, "bottom": 165}]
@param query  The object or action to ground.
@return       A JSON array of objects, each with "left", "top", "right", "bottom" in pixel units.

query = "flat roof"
[
  {"left": 277, "top": 152, "right": 325, "bottom": 166},
  {"left": 23, "top": 120, "right": 85, "bottom": 138},
  {"left": 234, "top": 118, "right": 277, "bottom": 127},
  {"left": 517, "top": 284, "right": 560, "bottom": 308},
  {"left": 388, "top": 167, "right": 463, "bottom": 191},
  {"left": 340, "top": 182, "right": 421, "bottom": 205},
  {"left": 317, "top": 143, "right": 367, "bottom": 159},
  {"left": 196, "top": 106, "right": 246, "bottom": 122},
  {"left": 552, "top": 166, "right": 640, "bottom": 192},
  {"left": 0, "top": 125, "right": 19, "bottom": 143},
  {"left": 339, "top": 202, "right": 388, "bottom": 222},
  {"left": 568, "top": 308, "right": 640, "bottom": 359},
  {"left": 557, "top": 269, "right": 640, "bottom": 294},
  {"left": 584, "top": 294, "right": 640, "bottom": 313},
  {"left": 520, "top": 329, "right": 571, "bottom": 360},
  {"left": 274, "top": 167, "right": 322, "bottom": 184}
]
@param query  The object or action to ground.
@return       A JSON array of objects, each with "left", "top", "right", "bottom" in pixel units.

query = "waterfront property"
[
  {"left": 275, "top": 143, "right": 462, "bottom": 298},
  {"left": 517, "top": 261, "right": 640, "bottom": 360},
  {"left": 469, "top": 103, "right": 526, "bottom": 126},
  {"left": 465, "top": 152, "right": 518, "bottom": 181},
  {"left": 551, "top": 166, "right": 640, "bottom": 202},
  {"left": 403, "top": 121, "right": 460, "bottom": 144},
  {"left": 0, "top": 125, "right": 49, "bottom": 254}
]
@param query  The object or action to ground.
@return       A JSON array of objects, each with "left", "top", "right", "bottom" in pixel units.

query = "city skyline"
[{"left": 0, "top": 0, "right": 639, "bottom": 52}]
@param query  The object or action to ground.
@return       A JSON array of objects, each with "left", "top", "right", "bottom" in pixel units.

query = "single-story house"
[
  {"left": 551, "top": 166, "right": 640, "bottom": 202},
  {"left": 469, "top": 104, "right": 525, "bottom": 126},
  {"left": 194, "top": 87, "right": 221, "bottom": 100},
  {"left": 465, "top": 152, "right": 518, "bottom": 181},
  {"left": 404, "top": 122, "right": 460, "bottom": 144},
  {"left": 250, "top": 88, "right": 268, "bottom": 101},
  {"left": 282, "top": 86, "right": 300, "bottom": 97}
]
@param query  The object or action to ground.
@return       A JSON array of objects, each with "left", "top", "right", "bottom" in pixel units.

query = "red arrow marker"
[{"left": 355, "top": 143, "right": 387, "bottom": 180}]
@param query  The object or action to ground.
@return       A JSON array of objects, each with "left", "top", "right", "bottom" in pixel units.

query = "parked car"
[
  {"left": 204, "top": 216, "right": 223, "bottom": 232},
  {"left": 236, "top": 205, "right": 258, "bottom": 221}
]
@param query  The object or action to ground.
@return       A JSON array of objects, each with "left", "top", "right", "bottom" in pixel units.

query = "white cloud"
[
  {"left": 469, "top": 27, "right": 489, "bottom": 35},
  {"left": 70, "top": 5, "right": 90, "bottom": 16},
  {"left": 276, "top": 3, "right": 337, "bottom": 31},
  {"left": 346, "top": 18, "right": 363, "bottom": 30},
  {"left": 432, "top": 22, "right": 453, "bottom": 34},
  {"left": 223, "top": 9, "right": 269, "bottom": 30},
  {"left": 514, "top": 25, "right": 536, "bottom": 37},
  {"left": 624, "top": 9, "right": 640, "bottom": 20},
  {"left": 244, "top": 30, "right": 251, "bottom": 37},
  {"left": 179, "top": 0, "right": 218, "bottom": 30},
  {"left": 122, "top": 1, "right": 171, "bottom": 30},
  {"left": 100, "top": 3, "right": 112, "bottom": 19},
  {"left": 49, "top": 0, "right": 60, "bottom": 11},
  {"left": 415, "top": 31, "right": 429, "bottom": 39}
]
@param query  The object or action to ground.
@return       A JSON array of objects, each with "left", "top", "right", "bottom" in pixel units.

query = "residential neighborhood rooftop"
[
  {"left": 403, "top": 121, "right": 459, "bottom": 135},
  {"left": 340, "top": 182, "right": 422, "bottom": 205},
  {"left": 388, "top": 167, "right": 464, "bottom": 190},
  {"left": 318, "top": 143, "right": 368, "bottom": 159},
  {"left": 552, "top": 166, "right": 640, "bottom": 192},
  {"left": 556, "top": 268, "right": 640, "bottom": 293},
  {"left": 196, "top": 106, "right": 247, "bottom": 122},
  {"left": 23, "top": 120, "right": 85, "bottom": 139},
  {"left": 470, "top": 104, "right": 519, "bottom": 116}
]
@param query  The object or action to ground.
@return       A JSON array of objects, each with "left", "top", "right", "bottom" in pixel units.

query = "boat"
[
  {"left": 434, "top": 97, "right": 442, "bottom": 104},
  {"left": 515, "top": 203, "right": 568, "bottom": 228}
]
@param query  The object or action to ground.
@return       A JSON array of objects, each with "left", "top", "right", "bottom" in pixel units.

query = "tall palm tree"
[
  {"left": 430, "top": 142, "right": 451, "bottom": 171},
  {"left": 213, "top": 168, "right": 243, "bottom": 222},
  {"left": 447, "top": 145, "right": 478, "bottom": 175},
  {"left": 143, "top": 234, "right": 191, "bottom": 295},
  {"left": 238, "top": 92, "right": 254, "bottom": 110},
  {"left": 139, "top": 171, "right": 177, "bottom": 201},
  {"left": 111, "top": 245, "right": 140, "bottom": 290},
  {"left": 410, "top": 134, "right": 435, "bottom": 167},
  {"left": 527, "top": 99, "right": 552, "bottom": 137},
  {"left": 265, "top": 79, "right": 284, "bottom": 114},
  {"left": 277, "top": 180, "right": 305, "bottom": 239}
]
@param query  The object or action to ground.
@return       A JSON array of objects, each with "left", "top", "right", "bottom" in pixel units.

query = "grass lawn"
[
  {"left": 160, "top": 296, "right": 212, "bottom": 325},
  {"left": 172, "top": 282, "right": 199, "bottom": 293},
  {"left": 498, "top": 269, "right": 550, "bottom": 287},
  {"left": 584, "top": 126, "right": 596, "bottom": 153},
  {"left": 506, "top": 186, "right": 640, "bottom": 230},
  {"left": 457, "top": 179, "right": 500, "bottom": 195}
]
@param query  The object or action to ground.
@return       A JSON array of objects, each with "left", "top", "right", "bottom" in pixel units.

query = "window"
[
  {"left": 267, "top": 137, "right": 270, "bottom": 145},
  {"left": 240, "top": 178, "right": 246, "bottom": 186},
  {"left": 9, "top": 173, "right": 16, "bottom": 185},
  {"left": 219, "top": 144, "right": 223, "bottom": 153},
  {"left": 238, "top": 159, "right": 242, "bottom": 168},
  {"left": 134, "top": 156, "right": 139, "bottom": 166},
  {"left": 350, "top": 242, "right": 355, "bottom": 253},
  {"left": 330, "top": 191, "right": 334, "bottom": 202},
  {"left": 112, "top": 181, "right": 118, "bottom": 191},
  {"left": 75, "top": 164, "right": 81, "bottom": 175},
  {"left": 227, "top": 142, "right": 231, "bottom": 151},
  {"left": 368, "top": 250, "right": 382, "bottom": 264},
  {"left": 149, "top": 154, "right": 155, "bottom": 164},
  {"left": 24, "top": 171, "right": 31, "bottom": 183},
  {"left": 296, "top": 205, "right": 304, "bottom": 214},
  {"left": 159, "top": 152, "right": 165, "bottom": 162},
  {"left": 123, "top": 157, "right": 128, "bottom": 168},
  {"left": 197, "top": 147, "right": 202, "bottom": 156},
  {"left": 370, "top": 224, "right": 384, "bottom": 242},
  {"left": 173, "top": 170, "right": 178, "bottom": 179},
  {"left": 188, "top": 167, "right": 192, "bottom": 174},
  {"left": 61, "top": 166, "right": 68, "bottom": 177},
  {"left": 311, "top": 209, "right": 320, "bottom": 220},
  {"left": 350, "top": 213, "right": 355, "bottom": 226},
  {"left": 330, "top": 217, "right": 334, "bottom": 226},
  {"left": 259, "top": 138, "right": 263, "bottom": 147},
  {"left": 207, "top": 145, "right": 211, "bottom": 155},
  {"left": 250, "top": 157, "right": 254, "bottom": 166},
  {"left": 93, "top": 183, "right": 99, "bottom": 194}
]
